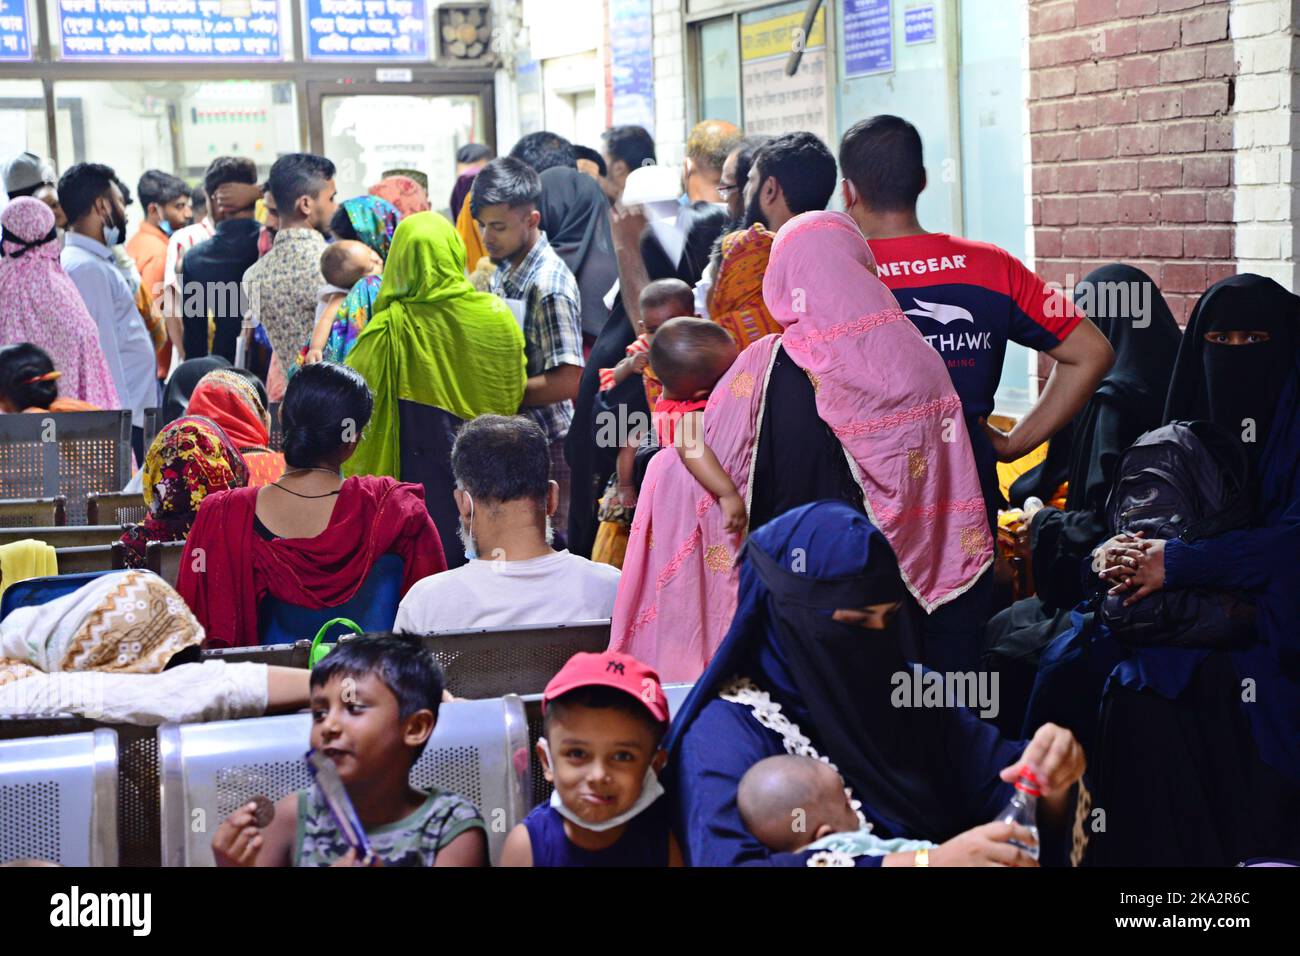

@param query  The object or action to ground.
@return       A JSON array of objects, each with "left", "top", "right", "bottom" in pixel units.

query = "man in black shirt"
[{"left": 178, "top": 157, "right": 262, "bottom": 362}]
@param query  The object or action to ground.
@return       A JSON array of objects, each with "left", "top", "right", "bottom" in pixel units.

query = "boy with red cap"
[{"left": 500, "top": 652, "right": 681, "bottom": 866}]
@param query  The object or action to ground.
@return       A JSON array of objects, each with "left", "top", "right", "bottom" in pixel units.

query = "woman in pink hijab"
[
  {"left": 368, "top": 176, "right": 431, "bottom": 218},
  {"left": 0, "top": 197, "right": 119, "bottom": 409},
  {"left": 611, "top": 211, "right": 993, "bottom": 682}
]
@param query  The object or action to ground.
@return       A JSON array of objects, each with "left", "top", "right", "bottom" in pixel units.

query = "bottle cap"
[{"left": 1014, "top": 766, "right": 1042, "bottom": 797}]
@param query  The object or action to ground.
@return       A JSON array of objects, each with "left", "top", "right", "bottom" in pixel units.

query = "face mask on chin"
[{"left": 537, "top": 736, "right": 665, "bottom": 833}]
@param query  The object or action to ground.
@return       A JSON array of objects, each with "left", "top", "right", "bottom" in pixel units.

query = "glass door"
[{"left": 309, "top": 82, "right": 490, "bottom": 219}]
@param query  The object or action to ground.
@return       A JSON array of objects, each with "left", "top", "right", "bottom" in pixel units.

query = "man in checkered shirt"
[{"left": 473, "top": 157, "right": 584, "bottom": 535}]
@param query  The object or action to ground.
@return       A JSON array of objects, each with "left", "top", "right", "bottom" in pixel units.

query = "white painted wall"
[{"left": 1230, "top": 0, "right": 1299, "bottom": 288}]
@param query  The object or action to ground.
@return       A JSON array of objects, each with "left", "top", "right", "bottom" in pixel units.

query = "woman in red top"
[{"left": 178, "top": 362, "right": 446, "bottom": 648}]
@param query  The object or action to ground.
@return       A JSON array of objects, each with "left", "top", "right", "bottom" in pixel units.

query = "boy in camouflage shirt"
[{"left": 213, "top": 635, "right": 486, "bottom": 867}]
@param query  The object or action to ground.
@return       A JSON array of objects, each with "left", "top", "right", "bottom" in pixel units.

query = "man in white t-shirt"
[{"left": 395, "top": 415, "right": 620, "bottom": 634}]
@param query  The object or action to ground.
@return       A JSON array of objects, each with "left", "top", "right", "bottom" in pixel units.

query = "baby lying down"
[{"left": 738, "top": 755, "right": 938, "bottom": 858}]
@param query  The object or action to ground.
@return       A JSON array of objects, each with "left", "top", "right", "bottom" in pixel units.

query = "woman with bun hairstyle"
[
  {"left": 0, "top": 342, "right": 100, "bottom": 413},
  {"left": 177, "top": 362, "right": 447, "bottom": 647}
]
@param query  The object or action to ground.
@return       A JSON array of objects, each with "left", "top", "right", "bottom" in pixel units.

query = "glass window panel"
[
  {"left": 321, "top": 93, "right": 484, "bottom": 218},
  {"left": 960, "top": 0, "right": 1033, "bottom": 414},
  {"left": 0, "top": 80, "right": 50, "bottom": 201},
  {"left": 54, "top": 80, "right": 299, "bottom": 232},
  {"left": 697, "top": 17, "right": 739, "bottom": 126}
]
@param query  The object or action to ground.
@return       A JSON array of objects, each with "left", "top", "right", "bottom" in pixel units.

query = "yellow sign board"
[{"left": 741, "top": 7, "right": 827, "bottom": 63}]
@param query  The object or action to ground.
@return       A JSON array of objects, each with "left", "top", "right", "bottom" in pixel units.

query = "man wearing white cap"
[{"left": 3, "top": 152, "right": 65, "bottom": 228}]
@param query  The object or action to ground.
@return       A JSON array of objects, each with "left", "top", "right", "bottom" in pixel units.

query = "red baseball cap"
[{"left": 542, "top": 652, "right": 669, "bottom": 725}]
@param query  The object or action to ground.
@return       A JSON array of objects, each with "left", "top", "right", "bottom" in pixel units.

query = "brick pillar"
[{"left": 1027, "top": 0, "right": 1237, "bottom": 344}]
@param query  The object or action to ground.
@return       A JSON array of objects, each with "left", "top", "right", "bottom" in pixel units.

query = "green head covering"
[{"left": 344, "top": 211, "right": 526, "bottom": 479}]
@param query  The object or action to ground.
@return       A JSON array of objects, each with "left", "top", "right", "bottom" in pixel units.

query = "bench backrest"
[
  {"left": 0, "top": 411, "right": 132, "bottom": 525},
  {"left": 87, "top": 491, "right": 148, "bottom": 527},
  {"left": 0, "top": 525, "right": 127, "bottom": 549},
  {"left": 201, "top": 620, "right": 613, "bottom": 700},
  {"left": 0, "top": 571, "right": 113, "bottom": 621},
  {"left": 257, "top": 553, "right": 405, "bottom": 645},
  {"left": 0, "top": 497, "right": 66, "bottom": 527},
  {"left": 0, "top": 728, "right": 118, "bottom": 866},
  {"left": 144, "top": 540, "right": 186, "bottom": 588},
  {"left": 410, "top": 621, "right": 611, "bottom": 698},
  {"left": 159, "top": 695, "right": 530, "bottom": 866}
]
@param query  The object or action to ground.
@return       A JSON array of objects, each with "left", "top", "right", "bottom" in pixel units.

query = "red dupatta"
[{"left": 177, "top": 475, "right": 446, "bottom": 648}]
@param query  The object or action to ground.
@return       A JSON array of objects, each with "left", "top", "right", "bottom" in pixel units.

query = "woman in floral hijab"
[
  {"left": 309, "top": 195, "right": 402, "bottom": 366},
  {"left": 119, "top": 417, "right": 248, "bottom": 568}
]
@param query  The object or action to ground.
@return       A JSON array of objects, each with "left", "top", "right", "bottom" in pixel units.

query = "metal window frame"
[
  {"left": 0, "top": 0, "right": 498, "bottom": 169},
  {"left": 685, "top": 0, "right": 839, "bottom": 141}
]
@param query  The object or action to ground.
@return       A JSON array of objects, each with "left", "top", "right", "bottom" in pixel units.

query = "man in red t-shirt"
[
  {"left": 838, "top": 115, "right": 1114, "bottom": 673},
  {"left": 839, "top": 116, "right": 1113, "bottom": 510}
]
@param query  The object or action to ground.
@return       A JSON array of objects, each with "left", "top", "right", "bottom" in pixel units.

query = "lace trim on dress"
[{"left": 719, "top": 676, "right": 873, "bottom": 866}]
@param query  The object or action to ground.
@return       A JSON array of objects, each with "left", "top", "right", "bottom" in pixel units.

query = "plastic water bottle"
[
  {"left": 1023, "top": 496, "right": 1045, "bottom": 517},
  {"left": 995, "top": 766, "right": 1041, "bottom": 861}
]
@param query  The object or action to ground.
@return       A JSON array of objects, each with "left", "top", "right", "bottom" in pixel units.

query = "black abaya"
[{"left": 1089, "top": 654, "right": 1300, "bottom": 866}]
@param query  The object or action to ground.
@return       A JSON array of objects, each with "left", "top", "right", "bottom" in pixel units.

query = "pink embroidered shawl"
[
  {"left": 0, "top": 198, "right": 120, "bottom": 409},
  {"left": 610, "top": 211, "right": 992, "bottom": 682}
]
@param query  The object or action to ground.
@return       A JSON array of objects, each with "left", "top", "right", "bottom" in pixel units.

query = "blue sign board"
[
  {"left": 609, "top": 0, "right": 654, "bottom": 134},
  {"left": 305, "top": 0, "right": 428, "bottom": 60},
  {"left": 843, "top": 0, "right": 892, "bottom": 78},
  {"left": 904, "top": 4, "right": 935, "bottom": 45},
  {"left": 57, "top": 0, "right": 284, "bottom": 61},
  {"left": 0, "top": 0, "right": 31, "bottom": 60}
]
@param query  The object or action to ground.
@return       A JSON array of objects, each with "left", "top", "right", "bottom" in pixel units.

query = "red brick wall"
[{"left": 1027, "top": 0, "right": 1237, "bottom": 350}]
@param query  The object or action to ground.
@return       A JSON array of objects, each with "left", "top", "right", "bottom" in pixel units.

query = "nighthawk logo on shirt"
[{"left": 904, "top": 298, "right": 976, "bottom": 326}]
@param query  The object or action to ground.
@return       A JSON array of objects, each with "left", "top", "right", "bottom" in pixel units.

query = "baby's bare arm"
[
  {"left": 677, "top": 411, "right": 743, "bottom": 513},
  {"left": 307, "top": 296, "right": 344, "bottom": 353}
]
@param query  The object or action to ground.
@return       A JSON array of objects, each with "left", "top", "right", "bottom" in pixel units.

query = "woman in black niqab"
[{"left": 983, "top": 265, "right": 1181, "bottom": 735}]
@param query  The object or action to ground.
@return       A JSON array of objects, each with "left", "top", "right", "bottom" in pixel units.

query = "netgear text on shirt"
[{"left": 875, "top": 255, "right": 968, "bottom": 277}]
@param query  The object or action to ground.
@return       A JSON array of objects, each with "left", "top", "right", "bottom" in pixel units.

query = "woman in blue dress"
[{"left": 663, "top": 500, "right": 1088, "bottom": 867}]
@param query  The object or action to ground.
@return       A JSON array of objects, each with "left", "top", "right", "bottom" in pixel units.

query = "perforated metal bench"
[
  {"left": 87, "top": 491, "right": 148, "bottom": 526},
  {"left": 159, "top": 695, "right": 530, "bottom": 866},
  {"left": 0, "top": 728, "right": 119, "bottom": 866},
  {"left": 0, "top": 411, "right": 132, "bottom": 525}
]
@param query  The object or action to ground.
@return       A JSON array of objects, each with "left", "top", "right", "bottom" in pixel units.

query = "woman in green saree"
[{"left": 345, "top": 211, "right": 526, "bottom": 568}]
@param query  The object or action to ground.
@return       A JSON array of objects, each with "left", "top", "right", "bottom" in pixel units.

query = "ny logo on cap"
[{"left": 605, "top": 660, "right": 626, "bottom": 675}]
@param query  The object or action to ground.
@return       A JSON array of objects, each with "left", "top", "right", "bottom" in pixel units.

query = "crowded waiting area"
[{"left": 0, "top": 0, "right": 1294, "bottom": 922}]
